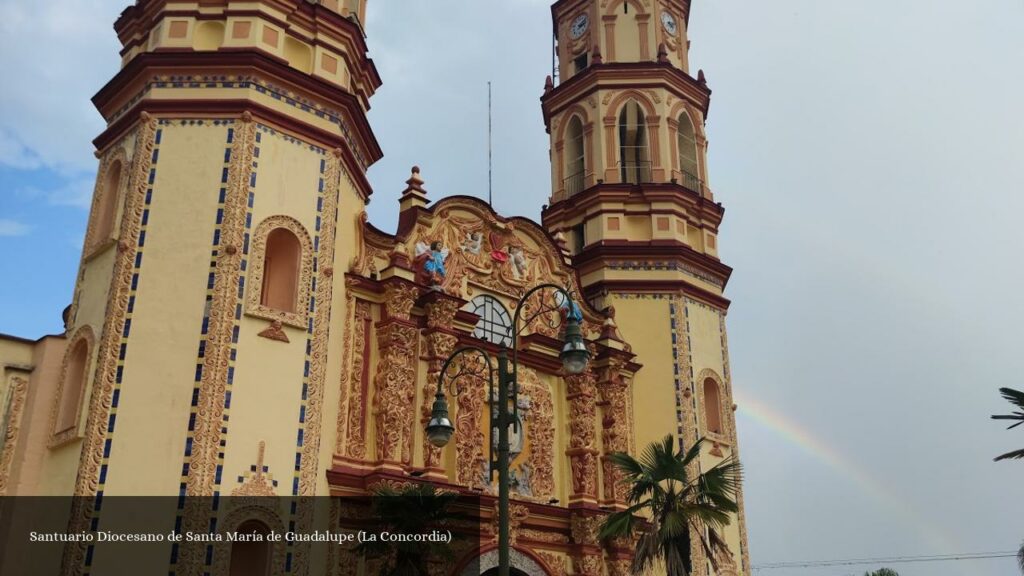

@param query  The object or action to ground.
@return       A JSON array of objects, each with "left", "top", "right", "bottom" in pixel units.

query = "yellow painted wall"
[
  {"left": 609, "top": 297, "right": 679, "bottom": 450},
  {"left": 102, "top": 122, "right": 230, "bottom": 496}
]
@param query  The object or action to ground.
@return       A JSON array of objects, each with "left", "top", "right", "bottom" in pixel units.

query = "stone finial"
[
  {"left": 399, "top": 165, "right": 429, "bottom": 212},
  {"left": 591, "top": 46, "right": 603, "bottom": 65},
  {"left": 697, "top": 69, "right": 707, "bottom": 85},
  {"left": 544, "top": 75, "right": 554, "bottom": 93},
  {"left": 657, "top": 42, "right": 669, "bottom": 63}
]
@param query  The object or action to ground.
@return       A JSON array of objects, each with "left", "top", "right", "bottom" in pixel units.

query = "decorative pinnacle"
[
  {"left": 657, "top": 42, "right": 669, "bottom": 63},
  {"left": 399, "top": 165, "right": 429, "bottom": 211},
  {"left": 592, "top": 45, "right": 603, "bottom": 65},
  {"left": 544, "top": 75, "right": 554, "bottom": 93},
  {"left": 404, "top": 165, "right": 427, "bottom": 194}
]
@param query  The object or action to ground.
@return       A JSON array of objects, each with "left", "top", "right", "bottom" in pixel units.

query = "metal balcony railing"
[
  {"left": 563, "top": 170, "right": 588, "bottom": 197},
  {"left": 618, "top": 160, "right": 653, "bottom": 184},
  {"left": 680, "top": 170, "right": 703, "bottom": 193}
]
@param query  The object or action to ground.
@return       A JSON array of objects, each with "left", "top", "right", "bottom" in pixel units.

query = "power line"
[{"left": 752, "top": 550, "right": 1018, "bottom": 570}]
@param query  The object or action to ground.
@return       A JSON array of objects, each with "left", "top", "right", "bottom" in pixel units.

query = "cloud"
[
  {"left": 0, "top": 219, "right": 30, "bottom": 237},
  {"left": 0, "top": 128, "right": 43, "bottom": 170},
  {"left": 22, "top": 178, "right": 96, "bottom": 209},
  {"left": 0, "top": 0, "right": 123, "bottom": 174}
]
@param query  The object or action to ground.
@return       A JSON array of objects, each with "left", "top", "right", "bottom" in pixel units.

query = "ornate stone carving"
[
  {"left": 231, "top": 441, "right": 276, "bottom": 497},
  {"left": 0, "top": 375, "right": 29, "bottom": 496},
  {"left": 570, "top": 514, "right": 601, "bottom": 547},
  {"left": 565, "top": 371, "right": 599, "bottom": 500},
  {"left": 490, "top": 503, "right": 530, "bottom": 545},
  {"left": 48, "top": 325, "right": 96, "bottom": 448},
  {"left": 210, "top": 503, "right": 287, "bottom": 576},
  {"left": 453, "top": 354, "right": 488, "bottom": 488},
  {"left": 82, "top": 145, "right": 128, "bottom": 257},
  {"left": 245, "top": 215, "right": 314, "bottom": 329},
  {"left": 607, "top": 558, "right": 632, "bottom": 576},
  {"left": 599, "top": 358, "right": 632, "bottom": 504},
  {"left": 420, "top": 295, "right": 461, "bottom": 470},
  {"left": 372, "top": 290, "right": 420, "bottom": 464},
  {"left": 572, "top": 554, "right": 604, "bottom": 576},
  {"left": 382, "top": 282, "right": 419, "bottom": 321},
  {"left": 696, "top": 368, "right": 729, "bottom": 445},
  {"left": 64, "top": 115, "right": 159, "bottom": 576},
  {"left": 517, "top": 368, "right": 556, "bottom": 500},
  {"left": 185, "top": 116, "right": 258, "bottom": 498},
  {"left": 257, "top": 320, "right": 290, "bottom": 342},
  {"left": 343, "top": 300, "right": 372, "bottom": 459},
  {"left": 537, "top": 551, "right": 568, "bottom": 576}
]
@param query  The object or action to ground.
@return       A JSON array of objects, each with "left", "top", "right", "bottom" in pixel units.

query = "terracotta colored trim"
[
  {"left": 548, "top": 206, "right": 718, "bottom": 234},
  {"left": 91, "top": 100, "right": 374, "bottom": 201},
  {"left": 542, "top": 182, "right": 724, "bottom": 228},
  {"left": 572, "top": 239, "right": 732, "bottom": 281},
  {"left": 91, "top": 50, "right": 382, "bottom": 163},
  {"left": 542, "top": 61, "right": 711, "bottom": 128},
  {"left": 586, "top": 279, "right": 731, "bottom": 310}
]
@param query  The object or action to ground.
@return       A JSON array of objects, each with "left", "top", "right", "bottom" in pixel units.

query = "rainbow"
[{"left": 734, "top": 391, "right": 961, "bottom": 557}]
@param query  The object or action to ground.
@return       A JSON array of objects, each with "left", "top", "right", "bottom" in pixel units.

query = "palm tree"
[
  {"left": 864, "top": 569, "right": 899, "bottom": 576},
  {"left": 992, "top": 387, "right": 1024, "bottom": 461},
  {"left": 1013, "top": 539, "right": 1024, "bottom": 576},
  {"left": 1017, "top": 540, "right": 1024, "bottom": 575},
  {"left": 356, "top": 483, "right": 459, "bottom": 576},
  {"left": 599, "top": 434, "right": 742, "bottom": 576}
]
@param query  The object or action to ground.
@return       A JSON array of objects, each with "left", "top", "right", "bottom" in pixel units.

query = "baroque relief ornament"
[{"left": 63, "top": 114, "right": 160, "bottom": 576}]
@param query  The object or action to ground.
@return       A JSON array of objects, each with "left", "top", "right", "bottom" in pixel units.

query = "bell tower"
[
  {"left": 51, "top": 1, "right": 381, "bottom": 574},
  {"left": 541, "top": 1, "right": 750, "bottom": 574}
]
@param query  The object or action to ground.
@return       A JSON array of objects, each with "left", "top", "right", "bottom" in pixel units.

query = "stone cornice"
[
  {"left": 90, "top": 51, "right": 381, "bottom": 199},
  {"left": 114, "top": 0, "right": 381, "bottom": 109},
  {"left": 541, "top": 61, "right": 711, "bottom": 130},
  {"left": 542, "top": 182, "right": 725, "bottom": 229},
  {"left": 572, "top": 239, "right": 734, "bottom": 287}
]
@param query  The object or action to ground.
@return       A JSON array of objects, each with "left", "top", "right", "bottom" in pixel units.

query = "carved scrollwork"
[
  {"left": 245, "top": 215, "right": 314, "bottom": 329},
  {"left": 372, "top": 318, "right": 419, "bottom": 464},
  {"left": 0, "top": 375, "right": 29, "bottom": 495}
]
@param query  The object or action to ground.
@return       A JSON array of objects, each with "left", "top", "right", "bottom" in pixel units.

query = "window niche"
[
  {"left": 49, "top": 326, "right": 95, "bottom": 447},
  {"left": 564, "top": 115, "right": 586, "bottom": 197},
  {"left": 697, "top": 369, "right": 729, "bottom": 442},
  {"left": 618, "top": 100, "right": 650, "bottom": 184},
  {"left": 246, "top": 216, "right": 313, "bottom": 330},
  {"left": 676, "top": 111, "right": 701, "bottom": 190},
  {"left": 87, "top": 155, "right": 126, "bottom": 256}
]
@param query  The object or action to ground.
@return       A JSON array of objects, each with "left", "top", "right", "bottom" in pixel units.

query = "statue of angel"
[{"left": 414, "top": 240, "right": 449, "bottom": 288}]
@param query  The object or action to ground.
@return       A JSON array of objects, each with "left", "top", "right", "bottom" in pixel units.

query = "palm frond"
[
  {"left": 994, "top": 447, "right": 1024, "bottom": 461},
  {"left": 598, "top": 501, "right": 648, "bottom": 541},
  {"left": 999, "top": 387, "right": 1024, "bottom": 409},
  {"left": 1017, "top": 539, "right": 1023, "bottom": 574}
]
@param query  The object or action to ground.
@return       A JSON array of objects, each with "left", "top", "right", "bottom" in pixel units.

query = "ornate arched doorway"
[{"left": 458, "top": 548, "right": 549, "bottom": 576}]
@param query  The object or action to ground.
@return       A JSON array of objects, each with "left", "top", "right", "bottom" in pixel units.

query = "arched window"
[
  {"left": 618, "top": 100, "right": 649, "bottom": 184},
  {"left": 565, "top": 116, "right": 586, "bottom": 196},
  {"left": 703, "top": 377, "right": 723, "bottom": 435},
  {"left": 677, "top": 112, "right": 700, "bottom": 191},
  {"left": 228, "top": 520, "right": 272, "bottom": 576},
  {"left": 468, "top": 295, "right": 513, "bottom": 347},
  {"left": 56, "top": 339, "right": 89, "bottom": 434},
  {"left": 94, "top": 159, "right": 122, "bottom": 246},
  {"left": 261, "top": 228, "right": 301, "bottom": 313}
]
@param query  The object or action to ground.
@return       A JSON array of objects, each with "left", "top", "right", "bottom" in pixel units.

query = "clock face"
[
  {"left": 570, "top": 13, "right": 589, "bottom": 40},
  {"left": 661, "top": 11, "right": 678, "bottom": 36}
]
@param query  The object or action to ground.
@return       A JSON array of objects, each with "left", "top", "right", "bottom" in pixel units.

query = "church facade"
[{"left": 0, "top": 1, "right": 748, "bottom": 575}]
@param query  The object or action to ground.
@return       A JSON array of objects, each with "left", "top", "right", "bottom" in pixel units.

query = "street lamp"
[{"left": 425, "top": 284, "right": 590, "bottom": 576}]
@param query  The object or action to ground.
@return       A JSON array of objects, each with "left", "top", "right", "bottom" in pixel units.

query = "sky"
[{"left": 1, "top": 0, "right": 1023, "bottom": 575}]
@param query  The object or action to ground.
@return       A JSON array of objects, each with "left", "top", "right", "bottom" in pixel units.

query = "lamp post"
[{"left": 425, "top": 284, "right": 590, "bottom": 576}]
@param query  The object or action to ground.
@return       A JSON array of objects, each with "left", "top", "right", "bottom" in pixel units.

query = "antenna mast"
[{"left": 488, "top": 81, "right": 493, "bottom": 206}]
